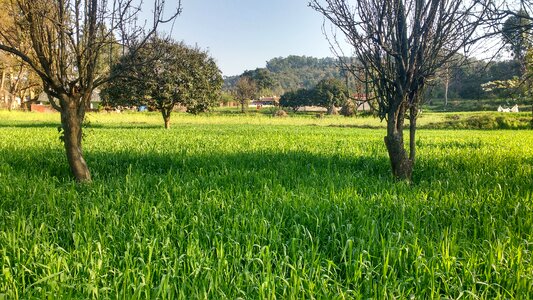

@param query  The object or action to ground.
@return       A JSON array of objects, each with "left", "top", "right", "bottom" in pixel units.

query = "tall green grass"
[{"left": 0, "top": 111, "right": 532, "bottom": 298}]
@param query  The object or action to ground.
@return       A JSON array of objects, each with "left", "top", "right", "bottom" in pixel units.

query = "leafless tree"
[
  {"left": 310, "top": 0, "right": 491, "bottom": 181},
  {"left": 0, "top": 53, "right": 42, "bottom": 110},
  {"left": 233, "top": 76, "right": 257, "bottom": 113},
  {"left": 0, "top": 0, "right": 180, "bottom": 182}
]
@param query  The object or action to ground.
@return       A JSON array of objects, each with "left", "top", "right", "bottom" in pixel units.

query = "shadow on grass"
[
  {"left": 0, "top": 121, "right": 60, "bottom": 129},
  {"left": 0, "top": 121, "right": 163, "bottom": 130},
  {"left": 88, "top": 149, "right": 391, "bottom": 182},
  {"left": 4, "top": 147, "right": 394, "bottom": 186},
  {"left": 8, "top": 145, "right": 529, "bottom": 195}
]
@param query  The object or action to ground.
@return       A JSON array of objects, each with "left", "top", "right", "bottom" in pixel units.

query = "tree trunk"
[
  {"left": 7, "top": 94, "right": 12, "bottom": 111},
  {"left": 241, "top": 100, "right": 245, "bottom": 113},
  {"left": 444, "top": 66, "right": 449, "bottom": 108},
  {"left": 161, "top": 108, "right": 171, "bottom": 129},
  {"left": 0, "top": 70, "right": 5, "bottom": 106},
  {"left": 60, "top": 97, "right": 91, "bottom": 182},
  {"left": 409, "top": 105, "right": 417, "bottom": 164},
  {"left": 384, "top": 106, "right": 413, "bottom": 181},
  {"left": 0, "top": 69, "right": 5, "bottom": 91}
]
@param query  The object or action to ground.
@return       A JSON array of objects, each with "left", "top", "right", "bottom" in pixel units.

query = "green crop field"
[{"left": 0, "top": 111, "right": 532, "bottom": 299}]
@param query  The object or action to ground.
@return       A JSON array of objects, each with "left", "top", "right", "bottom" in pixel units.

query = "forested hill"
[
  {"left": 223, "top": 55, "right": 344, "bottom": 93},
  {"left": 266, "top": 56, "right": 342, "bottom": 91},
  {"left": 224, "top": 55, "right": 522, "bottom": 101}
]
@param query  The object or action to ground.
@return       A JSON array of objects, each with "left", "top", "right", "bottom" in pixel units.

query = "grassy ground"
[
  {"left": 2, "top": 109, "right": 530, "bottom": 130},
  {"left": 423, "top": 98, "right": 531, "bottom": 112},
  {"left": 0, "top": 111, "right": 532, "bottom": 299}
]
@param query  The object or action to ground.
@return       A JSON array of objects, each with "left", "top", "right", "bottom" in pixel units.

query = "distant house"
[
  {"left": 351, "top": 93, "right": 372, "bottom": 111},
  {"left": 31, "top": 92, "right": 56, "bottom": 112},
  {"left": 251, "top": 96, "right": 279, "bottom": 107},
  {"left": 219, "top": 101, "right": 239, "bottom": 107}
]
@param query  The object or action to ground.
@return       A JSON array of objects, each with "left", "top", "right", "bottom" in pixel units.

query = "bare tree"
[
  {"left": 310, "top": 0, "right": 491, "bottom": 181},
  {"left": 0, "top": 0, "right": 180, "bottom": 182},
  {"left": 233, "top": 76, "right": 257, "bottom": 113},
  {"left": 0, "top": 54, "right": 42, "bottom": 110}
]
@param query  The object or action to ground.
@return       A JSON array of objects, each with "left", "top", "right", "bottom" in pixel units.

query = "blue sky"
[{"left": 161, "top": 1, "right": 336, "bottom": 76}]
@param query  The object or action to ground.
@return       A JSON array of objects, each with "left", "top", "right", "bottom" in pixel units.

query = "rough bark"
[
  {"left": 60, "top": 95, "right": 91, "bottom": 182},
  {"left": 0, "top": 0, "right": 180, "bottom": 182},
  {"left": 384, "top": 104, "right": 414, "bottom": 181},
  {"left": 384, "top": 134, "right": 413, "bottom": 181},
  {"left": 310, "top": 0, "right": 490, "bottom": 182}
]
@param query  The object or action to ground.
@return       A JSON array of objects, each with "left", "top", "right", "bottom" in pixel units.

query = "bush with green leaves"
[{"left": 103, "top": 38, "right": 222, "bottom": 128}]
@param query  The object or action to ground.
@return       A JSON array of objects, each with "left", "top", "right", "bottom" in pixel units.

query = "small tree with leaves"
[
  {"left": 242, "top": 68, "right": 280, "bottom": 96},
  {"left": 279, "top": 88, "right": 311, "bottom": 112},
  {"left": 500, "top": 9, "right": 533, "bottom": 123},
  {"left": 313, "top": 78, "right": 348, "bottom": 115},
  {"left": 104, "top": 38, "right": 222, "bottom": 128}
]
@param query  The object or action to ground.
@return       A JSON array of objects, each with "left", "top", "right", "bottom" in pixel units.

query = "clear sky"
[{"left": 163, "top": 1, "right": 336, "bottom": 76}]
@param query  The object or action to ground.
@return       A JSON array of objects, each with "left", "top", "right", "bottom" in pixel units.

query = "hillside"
[{"left": 223, "top": 55, "right": 344, "bottom": 94}]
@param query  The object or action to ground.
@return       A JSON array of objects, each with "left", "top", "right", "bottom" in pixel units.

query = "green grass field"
[
  {"left": 1, "top": 111, "right": 532, "bottom": 299},
  {"left": 423, "top": 98, "right": 531, "bottom": 113}
]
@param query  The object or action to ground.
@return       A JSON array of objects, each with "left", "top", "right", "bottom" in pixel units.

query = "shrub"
[
  {"left": 466, "top": 115, "right": 498, "bottom": 129},
  {"left": 424, "top": 113, "right": 531, "bottom": 130}
]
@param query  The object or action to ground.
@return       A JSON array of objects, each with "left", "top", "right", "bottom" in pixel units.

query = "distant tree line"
[
  {"left": 428, "top": 58, "right": 521, "bottom": 101},
  {"left": 225, "top": 55, "right": 524, "bottom": 103}
]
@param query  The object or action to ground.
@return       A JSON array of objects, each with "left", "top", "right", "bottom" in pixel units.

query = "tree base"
[{"left": 384, "top": 134, "right": 413, "bottom": 181}]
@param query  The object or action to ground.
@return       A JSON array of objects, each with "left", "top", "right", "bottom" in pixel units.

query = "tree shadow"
[
  {"left": 4, "top": 145, "right": 530, "bottom": 192},
  {"left": 86, "top": 149, "right": 395, "bottom": 190},
  {"left": 0, "top": 121, "right": 163, "bottom": 130},
  {"left": 3, "top": 147, "right": 392, "bottom": 186},
  {"left": 0, "top": 122, "right": 60, "bottom": 129},
  {"left": 84, "top": 123, "right": 163, "bottom": 129}
]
